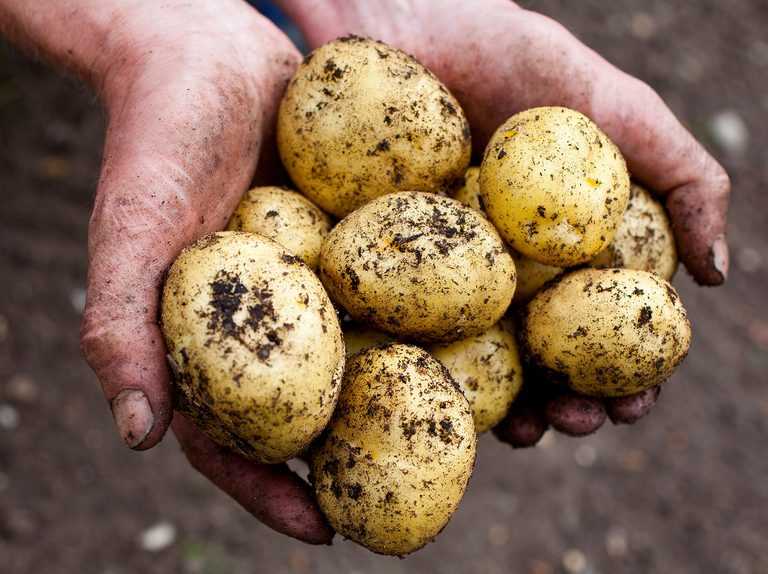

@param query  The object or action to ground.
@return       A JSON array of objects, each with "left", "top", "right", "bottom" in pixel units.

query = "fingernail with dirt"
[
  {"left": 712, "top": 234, "right": 729, "bottom": 281},
  {"left": 111, "top": 389, "right": 154, "bottom": 449}
]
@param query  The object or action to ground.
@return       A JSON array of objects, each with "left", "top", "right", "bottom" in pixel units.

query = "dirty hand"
[
  {"left": 277, "top": 0, "right": 730, "bottom": 443},
  {"left": 1, "top": 0, "right": 331, "bottom": 543}
]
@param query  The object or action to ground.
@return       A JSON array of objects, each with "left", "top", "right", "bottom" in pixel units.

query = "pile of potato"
[{"left": 160, "top": 36, "right": 691, "bottom": 556}]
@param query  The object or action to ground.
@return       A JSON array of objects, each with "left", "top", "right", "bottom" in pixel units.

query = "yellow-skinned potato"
[
  {"left": 523, "top": 268, "right": 691, "bottom": 397},
  {"left": 428, "top": 320, "right": 523, "bottom": 433},
  {"left": 451, "top": 166, "right": 483, "bottom": 212},
  {"left": 311, "top": 344, "right": 476, "bottom": 556},
  {"left": 278, "top": 36, "right": 471, "bottom": 217},
  {"left": 480, "top": 107, "right": 630, "bottom": 266},
  {"left": 161, "top": 232, "right": 345, "bottom": 463},
  {"left": 589, "top": 183, "right": 678, "bottom": 280},
  {"left": 343, "top": 323, "right": 394, "bottom": 357},
  {"left": 227, "top": 186, "right": 332, "bottom": 270},
  {"left": 511, "top": 251, "right": 564, "bottom": 305},
  {"left": 319, "top": 192, "right": 516, "bottom": 342}
]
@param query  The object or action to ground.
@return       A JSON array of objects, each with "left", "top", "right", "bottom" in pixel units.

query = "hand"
[
  {"left": 1, "top": 0, "right": 330, "bottom": 543},
  {"left": 277, "top": 0, "right": 728, "bottom": 443}
]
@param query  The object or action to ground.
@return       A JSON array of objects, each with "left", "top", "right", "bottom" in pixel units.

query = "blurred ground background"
[{"left": 1, "top": 1, "right": 767, "bottom": 573}]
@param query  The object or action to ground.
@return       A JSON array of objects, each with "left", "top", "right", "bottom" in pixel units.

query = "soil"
[{"left": 1, "top": 1, "right": 767, "bottom": 573}]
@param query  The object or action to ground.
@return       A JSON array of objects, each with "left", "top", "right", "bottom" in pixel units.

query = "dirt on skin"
[{"left": 1, "top": 1, "right": 767, "bottom": 573}]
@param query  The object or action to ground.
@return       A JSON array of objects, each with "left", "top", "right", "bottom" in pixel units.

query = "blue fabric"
[{"left": 249, "top": 0, "right": 308, "bottom": 52}]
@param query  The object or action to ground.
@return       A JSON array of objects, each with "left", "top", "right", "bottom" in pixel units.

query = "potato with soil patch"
[
  {"left": 161, "top": 232, "right": 345, "bottom": 464},
  {"left": 319, "top": 191, "right": 516, "bottom": 342},
  {"left": 277, "top": 36, "right": 471, "bottom": 217},
  {"left": 480, "top": 107, "right": 630, "bottom": 266},
  {"left": 428, "top": 320, "right": 523, "bottom": 433},
  {"left": 523, "top": 268, "right": 691, "bottom": 397},
  {"left": 227, "top": 186, "right": 332, "bottom": 270},
  {"left": 589, "top": 183, "right": 678, "bottom": 280},
  {"left": 310, "top": 344, "right": 476, "bottom": 556}
]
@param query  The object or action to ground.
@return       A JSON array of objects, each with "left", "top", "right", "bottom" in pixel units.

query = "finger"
[
  {"left": 172, "top": 414, "right": 334, "bottom": 545},
  {"left": 493, "top": 403, "right": 549, "bottom": 448},
  {"left": 606, "top": 386, "right": 661, "bottom": 425},
  {"left": 545, "top": 392, "right": 606, "bottom": 437},
  {"left": 80, "top": 66, "right": 269, "bottom": 450}
]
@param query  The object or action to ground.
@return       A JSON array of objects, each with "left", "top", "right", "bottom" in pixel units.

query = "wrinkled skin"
[{"left": 1, "top": 0, "right": 728, "bottom": 543}]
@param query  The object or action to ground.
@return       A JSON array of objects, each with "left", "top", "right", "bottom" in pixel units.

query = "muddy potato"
[
  {"left": 480, "top": 107, "right": 630, "bottom": 266},
  {"left": 429, "top": 321, "right": 523, "bottom": 433},
  {"left": 227, "top": 186, "right": 333, "bottom": 270},
  {"left": 277, "top": 36, "right": 471, "bottom": 217},
  {"left": 161, "top": 232, "right": 345, "bottom": 464},
  {"left": 451, "top": 167, "right": 483, "bottom": 212},
  {"left": 523, "top": 268, "right": 691, "bottom": 397},
  {"left": 319, "top": 192, "right": 516, "bottom": 342},
  {"left": 589, "top": 183, "right": 678, "bottom": 280},
  {"left": 311, "top": 344, "right": 476, "bottom": 556}
]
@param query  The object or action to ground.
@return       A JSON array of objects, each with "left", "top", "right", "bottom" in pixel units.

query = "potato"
[
  {"left": 589, "top": 183, "right": 678, "bottom": 280},
  {"left": 161, "top": 232, "right": 345, "bottom": 463},
  {"left": 277, "top": 36, "right": 471, "bottom": 217},
  {"left": 342, "top": 323, "right": 394, "bottom": 357},
  {"left": 428, "top": 321, "right": 523, "bottom": 433},
  {"left": 480, "top": 107, "right": 630, "bottom": 266},
  {"left": 511, "top": 251, "right": 564, "bottom": 305},
  {"left": 451, "top": 166, "right": 483, "bottom": 212},
  {"left": 311, "top": 344, "right": 476, "bottom": 555},
  {"left": 227, "top": 186, "right": 333, "bottom": 270},
  {"left": 319, "top": 191, "right": 516, "bottom": 342},
  {"left": 522, "top": 268, "right": 691, "bottom": 397}
]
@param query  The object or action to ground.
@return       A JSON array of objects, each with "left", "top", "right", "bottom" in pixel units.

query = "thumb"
[{"left": 80, "top": 68, "right": 264, "bottom": 449}]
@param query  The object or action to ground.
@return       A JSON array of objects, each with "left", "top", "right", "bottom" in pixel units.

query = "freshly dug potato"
[
  {"left": 277, "top": 36, "right": 471, "bottom": 217},
  {"left": 319, "top": 192, "right": 516, "bottom": 342},
  {"left": 428, "top": 321, "right": 523, "bottom": 433},
  {"left": 161, "top": 232, "right": 345, "bottom": 464},
  {"left": 342, "top": 323, "right": 394, "bottom": 357},
  {"left": 523, "top": 268, "right": 691, "bottom": 397},
  {"left": 451, "top": 166, "right": 483, "bottom": 212},
  {"left": 511, "top": 251, "right": 564, "bottom": 305},
  {"left": 589, "top": 183, "right": 678, "bottom": 280},
  {"left": 227, "top": 186, "right": 332, "bottom": 270},
  {"left": 480, "top": 107, "right": 630, "bottom": 266},
  {"left": 311, "top": 344, "right": 476, "bottom": 556}
]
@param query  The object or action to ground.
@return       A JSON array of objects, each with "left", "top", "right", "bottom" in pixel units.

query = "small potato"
[
  {"left": 451, "top": 166, "right": 483, "bottom": 212},
  {"left": 523, "top": 268, "right": 691, "bottom": 397},
  {"left": 511, "top": 251, "right": 564, "bottom": 305},
  {"left": 227, "top": 186, "right": 333, "bottom": 270},
  {"left": 161, "top": 232, "right": 345, "bottom": 464},
  {"left": 319, "top": 191, "right": 516, "bottom": 342},
  {"left": 480, "top": 107, "right": 630, "bottom": 266},
  {"left": 311, "top": 344, "right": 476, "bottom": 556},
  {"left": 342, "top": 323, "right": 394, "bottom": 357},
  {"left": 589, "top": 183, "right": 678, "bottom": 280},
  {"left": 429, "top": 321, "right": 523, "bottom": 433},
  {"left": 278, "top": 36, "right": 471, "bottom": 217}
]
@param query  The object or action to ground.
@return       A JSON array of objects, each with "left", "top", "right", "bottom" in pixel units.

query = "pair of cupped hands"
[{"left": 5, "top": 0, "right": 729, "bottom": 544}]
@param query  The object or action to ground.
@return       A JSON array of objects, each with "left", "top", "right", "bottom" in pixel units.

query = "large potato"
[
  {"left": 161, "top": 232, "right": 345, "bottom": 463},
  {"left": 278, "top": 36, "right": 471, "bottom": 217},
  {"left": 590, "top": 183, "right": 678, "bottom": 280},
  {"left": 428, "top": 320, "right": 523, "bottom": 433},
  {"left": 522, "top": 268, "right": 691, "bottom": 397},
  {"left": 319, "top": 191, "right": 516, "bottom": 342},
  {"left": 311, "top": 344, "right": 476, "bottom": 555},
  {"left": 227, "top": 186, "right": 332, "bottom": 270},
  {"left": 480, "top": 107, "right": 630, "bottom": 266}
]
